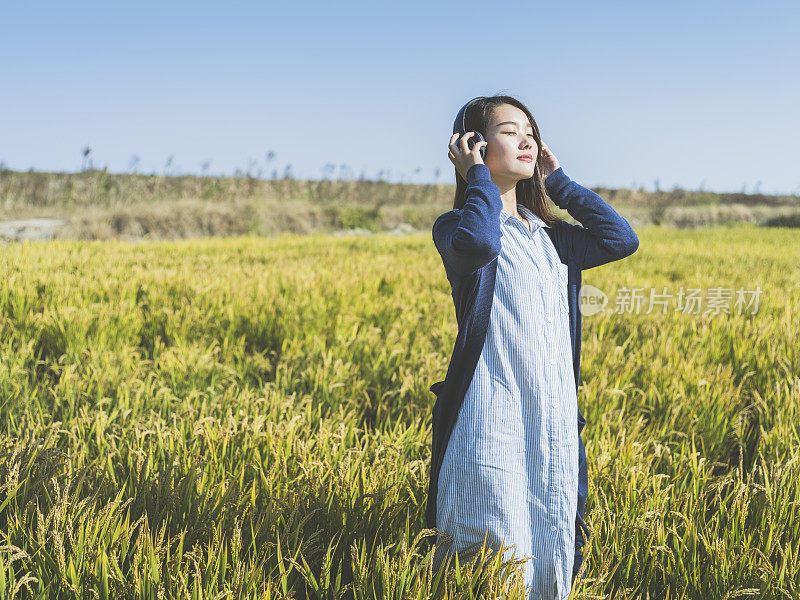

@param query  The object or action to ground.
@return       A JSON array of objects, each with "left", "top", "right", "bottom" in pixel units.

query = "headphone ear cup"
[{"left": 472, "top": 131, "right": 486, "bottom": 160}]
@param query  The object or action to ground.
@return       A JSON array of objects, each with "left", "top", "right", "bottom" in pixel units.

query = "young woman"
[{"left": 428, "top": 95, "right": 639, "bottom": 599}]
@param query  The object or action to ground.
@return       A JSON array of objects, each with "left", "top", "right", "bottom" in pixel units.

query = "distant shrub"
[{"left": 762, "top": 212, "right": 800, "bottom": 227}]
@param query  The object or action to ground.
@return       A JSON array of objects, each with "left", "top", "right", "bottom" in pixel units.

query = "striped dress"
[{"left": 433, "top": 202, "right": 579, "bottom": 600}]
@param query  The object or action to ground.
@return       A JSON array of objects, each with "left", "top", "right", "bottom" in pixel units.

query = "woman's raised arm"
[
  {"left": 545, "top": 166, "right": 639, "bottom": 270},
  {"left": 432, "top": 163, "right": 503, "bottom": 276}
]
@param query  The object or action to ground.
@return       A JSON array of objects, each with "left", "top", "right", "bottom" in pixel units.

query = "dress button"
[
  {"left": 552, "top": 401, "right": 557, "bottom": 408},
  {"left": 528, "top": 239, "right": 534, "bottom": 246},
  {"left": 551, "top": 525, "right": 557, "bottom": 532}
]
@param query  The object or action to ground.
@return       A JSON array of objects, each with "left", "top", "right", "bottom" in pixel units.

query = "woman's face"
[{"left": 482, "top": 104, "right": 538, "bottom": 184}]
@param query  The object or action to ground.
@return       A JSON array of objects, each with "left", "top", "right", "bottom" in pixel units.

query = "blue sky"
[{"left": 2, "top": 0, "right": 798, "bottom": 194}]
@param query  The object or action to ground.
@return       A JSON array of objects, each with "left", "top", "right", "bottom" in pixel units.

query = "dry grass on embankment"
[{"left": 1, "top": 166, "right": 799, "bottom": 242}]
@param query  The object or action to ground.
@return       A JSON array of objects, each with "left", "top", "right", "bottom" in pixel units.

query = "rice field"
[{"left": 0, "top": 224, "right": 798, "bottom": 599}]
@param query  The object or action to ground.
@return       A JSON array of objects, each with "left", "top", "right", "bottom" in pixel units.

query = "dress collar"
[{"left": 500, "top": 203, "right": 548, "bottom": 231}]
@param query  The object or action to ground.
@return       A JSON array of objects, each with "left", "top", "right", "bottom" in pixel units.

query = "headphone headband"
[
  {"left": 452, "top": 96, "right": 487, "bottom": 161},
  {"left": 452, "top": 96, "right": 485, "bottom": 135}
]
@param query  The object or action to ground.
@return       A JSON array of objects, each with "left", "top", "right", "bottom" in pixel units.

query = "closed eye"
[{"left": 504, "top": 132, "right": 535, "bottom": 137}]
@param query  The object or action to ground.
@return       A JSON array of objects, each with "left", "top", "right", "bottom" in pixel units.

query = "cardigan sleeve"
[
  {"left": 432, "top": 164, "right": 503, "bottom": 276},
  {"left": 545, "top": 167, "right": 639, "bottom": 270}
]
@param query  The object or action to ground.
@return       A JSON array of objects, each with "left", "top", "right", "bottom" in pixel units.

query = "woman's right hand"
[{"left": 448, "top": 132, "right": 487, "bottom": 181}]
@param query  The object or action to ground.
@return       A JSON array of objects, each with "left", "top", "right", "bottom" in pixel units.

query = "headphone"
[{"left": 452, "top": 96, "right": 487, "bottom": 160}]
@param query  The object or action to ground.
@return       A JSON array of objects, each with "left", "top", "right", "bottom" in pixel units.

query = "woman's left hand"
[{"left": 539, "top": 141, "right": 560, "bottom": 179}]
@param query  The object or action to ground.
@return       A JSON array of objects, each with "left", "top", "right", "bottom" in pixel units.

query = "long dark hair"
[{"left": 452, "top": 94, "right": 560, "bottom": 226}]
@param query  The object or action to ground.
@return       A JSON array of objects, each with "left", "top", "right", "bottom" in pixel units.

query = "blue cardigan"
[{"left": 427, "top": 163, "right": 639, "bottom": 579}]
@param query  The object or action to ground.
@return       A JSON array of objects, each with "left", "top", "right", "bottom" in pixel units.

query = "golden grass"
[{"left": 0, "top": 224, "right": 797, "bottom": 598}]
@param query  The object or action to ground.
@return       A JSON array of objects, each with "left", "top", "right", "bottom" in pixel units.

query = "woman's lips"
[{"left": 517, "top": 157, "right": 533, "bottom": 162}]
